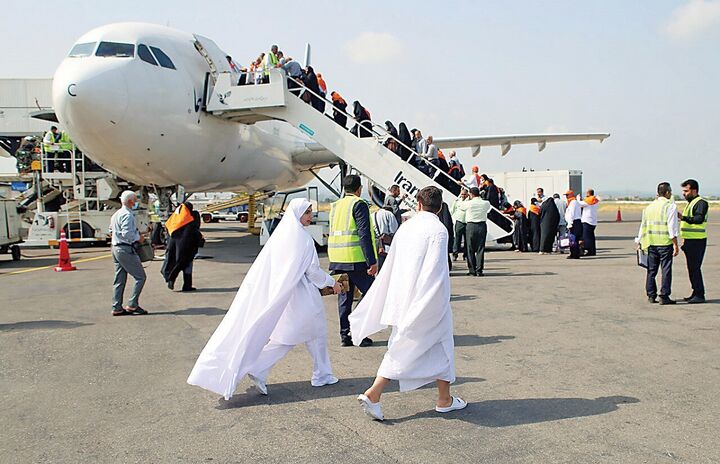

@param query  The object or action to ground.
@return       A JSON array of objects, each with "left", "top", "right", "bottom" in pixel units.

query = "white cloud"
[
  {"left": 344, "top": 32, "right": 405, "bottom": 64},
  {"left": 664, "top": 0, "right": 720, "bottom": 40}
]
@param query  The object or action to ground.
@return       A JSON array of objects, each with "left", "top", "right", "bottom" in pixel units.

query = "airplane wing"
[{"left": 433, "top": 133, "right": 610, "bottom": 157}]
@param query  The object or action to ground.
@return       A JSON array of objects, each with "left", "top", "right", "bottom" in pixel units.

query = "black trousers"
[
  {"left": 465, "top": 221, "right": 487, "bottom": 275},
  {"left": 453, "top": 221, "right": 466, "bottom": 256},
  {"left": 646, "top": 245, "right": 673, "bottom": 298},
  {"left": 338, "top": 268, "right": 374, "bottom": 339},
  {"left": 569, "top": 220, "right": 583, "bottom": 258},
  {"left": 583, "top": 223, "right": 597, "bottom": 255},
  {"left": 682, "top": 238, "right": 706, "bottom": 298}
]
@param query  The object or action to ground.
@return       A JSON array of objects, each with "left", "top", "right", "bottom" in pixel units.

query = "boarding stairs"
[{"left": 205, "top": 68, "right": 514, "bottom": 241}]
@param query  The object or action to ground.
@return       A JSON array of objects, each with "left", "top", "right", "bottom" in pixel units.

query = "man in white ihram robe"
[
  {"left": 350, "top": 186, "right": 467, "bottom": 421},
  {"left": 187, "top": 199, "right": 343, "bottom": 399}
]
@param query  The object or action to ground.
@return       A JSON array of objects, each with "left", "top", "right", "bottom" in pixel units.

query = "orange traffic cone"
[
  {"left": 54, "top": 230, "right": 77, "bottom": 272},
  {"left": 616, "top": 207, "right": 622, "bottom": 222}
]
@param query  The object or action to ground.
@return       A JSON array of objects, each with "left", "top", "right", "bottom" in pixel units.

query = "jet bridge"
[{"left": 205, "top": 68, "right": 515, "bottom": 242}]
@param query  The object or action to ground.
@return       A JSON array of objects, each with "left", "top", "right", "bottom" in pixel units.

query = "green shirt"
[
  {"left": 451, "top": 198, "right": 467, "bottom": 222},
  {"left": 456, "top": 197, "right": 491, "bottom": 223}
]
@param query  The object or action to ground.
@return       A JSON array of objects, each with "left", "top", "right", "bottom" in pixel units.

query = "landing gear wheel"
[{"left": 11, "top": 245, "right": 21, "bottom": 261}]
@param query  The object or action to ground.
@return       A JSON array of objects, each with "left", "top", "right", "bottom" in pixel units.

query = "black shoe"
[
  {"left": 452, "top": 253, "right": 458, "bottom": 261},
  {"left": 659, "top": 297, "right": 676, "bottom": 306},
  {"left": 647, "top": 297, "right": 657, "bottom": 304},
  {"left": 167, "top": 280, "right": 175, "bottom": 290},
  {"left": 567, "top": 255, "right": 580, "bottom": 259},
  {"left": 359, "top": 337, "right": 373, "bottom": 347},
  {"left": 466, "top": 272, "right": 476, "bottom": 276},
  {"left": 112, "top": 308, "right": 130, "bottom": 316},
  {"left": 476, "top": 271, "right": 484, "bottom": 277},
  {"left": 126, "top": 306, "right": 149, "bottom": 315},
  {"left": 341, "top": 337, "right": 353, "bottom": 347},
  {"left": 687, "top": 295, "right": 705, "bottom": 304},
  {"left": 182, "top": 287, "right": 197, "bottom": 292},
  {"left": 683, "top": 295, "right": 695, "bottom": 302},
  {"left": 585, "top": 252, "right": 596, "bottom": 257}
]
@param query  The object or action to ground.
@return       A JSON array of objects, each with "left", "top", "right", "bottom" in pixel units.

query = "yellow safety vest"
[
  {"left": 328, "top": 195, "right": 377, "bottom": 263},
  {"left": 264, "top": 52, "right": 279, "bottom": 76},
  {"left": 43, "top": 131, "right": 60, "bottom": 153},
  {"left": 680, "top": 196, "right": 708, "bottom": 240},
  {"left": 58, "top": 131, "right": 74, "bottom": 152},
  {"left": 639, "top": 197, "right": 673, "bottom": 250}
]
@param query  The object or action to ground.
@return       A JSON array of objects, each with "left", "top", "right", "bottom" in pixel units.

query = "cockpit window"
[
  {"left": 137, "top": 44, "right": 158, "bottom": 66},
  {"left": 96, "top": 42, "right": 135, "bottom": 58},
  {"left": 149, "top": 46, "right": 176, "bottom": 70},
  {"left": 68, "top": 42, "right": 96, "bottom": 57}
]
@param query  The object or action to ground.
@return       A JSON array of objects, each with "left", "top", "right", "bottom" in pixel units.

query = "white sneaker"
[
  {"left": 357, "top": 394, "right": 384, "bottom": 421},
  {"left": 311, "top": 375, "right": 339, "bottom": 387},
  {"left": 248, "top": 374, "right": 268, "bottom": 395},
  {"left": 435, "top": 396, "right": 468, "bottom": 413}
]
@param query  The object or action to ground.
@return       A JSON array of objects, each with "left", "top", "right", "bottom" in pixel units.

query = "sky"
[{"left": 2, "top": 0, "right": 719, "bottom": 195}]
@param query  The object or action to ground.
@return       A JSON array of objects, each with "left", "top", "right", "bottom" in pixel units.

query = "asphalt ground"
[{"left": 1, "top": 212, "right": 718, "bottom": 463}]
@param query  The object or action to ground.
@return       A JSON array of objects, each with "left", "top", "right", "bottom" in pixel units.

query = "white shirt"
[
  {"left": 565, "top": 199, "right": 582, "bottom": 226},
  {"left": 635, "top": 200, "right": 679, "bottom": 243},
  {"left": 554, "top": 198, "right": 567, "bottom": 226},
  {"left": 461, "top": 173, "right": 480, "bottom": 189},
  {"left": 578, "top": 198, "right": 599, "bottom": 226}
]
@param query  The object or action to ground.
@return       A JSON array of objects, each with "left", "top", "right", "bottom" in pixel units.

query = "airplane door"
[{"left": 192, "top": 34, "right": 232, "bottom": 82}]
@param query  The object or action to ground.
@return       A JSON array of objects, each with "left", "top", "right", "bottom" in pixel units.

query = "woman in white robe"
[
  {"left": 187, "top": 199, "right": 343, "bottom": 399},
  {"left": 350, "top": 186, "right": 467, "bottom": 420}
]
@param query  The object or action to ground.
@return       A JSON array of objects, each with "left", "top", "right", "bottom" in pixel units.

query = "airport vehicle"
[
  {"left": 48, "top": 22, "right": 609, "bottom": 243},
  {"left": 260, "top": 187, "right": 327, "bottom": 247},
  {"left": 0, "top": 196, "right": 22, "bottom": 260}
]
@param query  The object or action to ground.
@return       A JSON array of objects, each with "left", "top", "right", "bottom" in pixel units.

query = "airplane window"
[
  {"left": 96, "top": 42, "right": 135, "bottom": 58},
  {"left": 68, "top": 42, "right": 96, "bottom": 57},
  {"left": 149, "top": 46, "right": 176, "bottom": 70},
  {"left": 138, "top": 44, "right": 158, "bottom": 66}
]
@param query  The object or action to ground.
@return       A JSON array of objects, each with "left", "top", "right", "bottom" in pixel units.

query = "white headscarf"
[{"left": 188, "top": 198, "right": 316, "bottom": 399}]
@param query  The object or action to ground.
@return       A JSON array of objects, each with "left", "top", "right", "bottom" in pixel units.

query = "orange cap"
[{"left": 564, "top": 190, "right": 575, "bottom": 196}]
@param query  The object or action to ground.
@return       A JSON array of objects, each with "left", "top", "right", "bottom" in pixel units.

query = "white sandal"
[{"left": 435, "top": 396, "right": 468, "bottom": 413}]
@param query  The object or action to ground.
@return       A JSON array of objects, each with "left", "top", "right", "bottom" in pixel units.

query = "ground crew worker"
[
  {"left": 456, "top": 187, "right": 491, "bottom": 276},
  {"left": 636, "top": 182, "right": 679, "bottom": 305},
  {"left": 57, "top": 130, "right": 74, "bottom": 172},
  {"left": 42, "top": 126, "right": 61, "bottom": 172},
  {"left": 678, "top": 179, "right": 709, "bottom": 304},
  {"left": 263, "top": 45, "right": 280, "bottom": 83},
  {"left": 328, "top": 175, "right": 377, "bottom": 347}
]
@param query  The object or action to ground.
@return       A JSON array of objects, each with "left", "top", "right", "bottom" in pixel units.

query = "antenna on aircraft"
[{"left": 304, "top": 43, "right": 311, "bottom": 67}]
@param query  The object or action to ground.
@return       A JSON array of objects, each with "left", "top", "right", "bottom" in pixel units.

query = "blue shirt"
[
  {"left": 282, "top": 60, "right": 303, "bottom": 78},
  {"left": 110, "top": 206, "right": 140, "bottom": 246}
]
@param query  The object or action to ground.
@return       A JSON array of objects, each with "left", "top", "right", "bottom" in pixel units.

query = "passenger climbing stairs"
[{"left": 204, "top": 68, "right": 514, "bottom": 241}]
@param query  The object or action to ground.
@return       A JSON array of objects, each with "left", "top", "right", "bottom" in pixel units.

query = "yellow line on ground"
[{"left": 1, "top": 254, "right": 112, "bottom": 277}]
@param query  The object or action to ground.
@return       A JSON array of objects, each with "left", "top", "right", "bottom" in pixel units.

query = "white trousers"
[{"left": 247, "top": 336, "right": 334, "bottom": 386}]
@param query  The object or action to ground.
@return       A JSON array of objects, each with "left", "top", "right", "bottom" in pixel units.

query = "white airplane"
[{"left": 52, "top": 22, "right": 609, "bottom": 196}]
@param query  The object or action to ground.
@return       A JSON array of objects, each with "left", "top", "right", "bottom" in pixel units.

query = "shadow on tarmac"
[
  {"left": 0, "top": 320, "right": 93, "bottom": 331},
  {"left": 387, "top": 395, "right": 640, "bottom": 427},
  {"left": 371, "top": 335, "right": 515, "bottom": 348},
  {"left": 150, "top": 307, "right": 227, "bottom": 316},
  {"left": 193, "top": 287, "right": 239, "bottom": 293},
  {"left": 450, "top": 294, "right": 477, "bottom": 302},
  {"left": 483, "top": 272, "right": 557, "bottom": 277},
  {"left": 217, "top": 376, "right": 486, "bottom": 410}
]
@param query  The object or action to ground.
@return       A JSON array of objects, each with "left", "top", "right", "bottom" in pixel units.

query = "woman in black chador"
[
  {"left": 164, "top": 205, "right": 204, "bottom": 292},
  {"left": 539, "top": 196, "right": 560, "bottom": 254}
]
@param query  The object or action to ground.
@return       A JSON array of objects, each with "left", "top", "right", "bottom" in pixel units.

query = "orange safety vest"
[{"left": 165, "top": 204, "right": 194, "bottom": 235}]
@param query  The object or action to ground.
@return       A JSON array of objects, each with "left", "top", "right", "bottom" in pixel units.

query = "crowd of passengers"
[{"left": 226, "top": 45, "right": 508, "bottom": 197}]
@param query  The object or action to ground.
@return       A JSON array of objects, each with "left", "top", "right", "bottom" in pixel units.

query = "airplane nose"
[{"left": 53, "top": 60, "right": 129, "bottom": 133}]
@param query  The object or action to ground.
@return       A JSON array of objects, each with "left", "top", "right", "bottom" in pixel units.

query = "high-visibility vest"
[
  {"left": 639, "top": 197, "right": 673, "bottom": 250},
  {"left": 58, "top": 131, "right": 74, "bottom": 152},
  {"left": 680, "top": 196, "right": 708, "bottom": 239},
  {"left": 264, "top": 52, "right": 279, "bottom": 76},
  {"left": 42, "top": 131, "right": 60, "bottom": 153},
  {"left": 328, "top": 195, "right": 377, "bottom": 263}
]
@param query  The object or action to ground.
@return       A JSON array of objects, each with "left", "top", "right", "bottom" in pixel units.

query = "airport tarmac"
[{"left": 1, "top": 211, "right": 718, "bottom": 464}]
